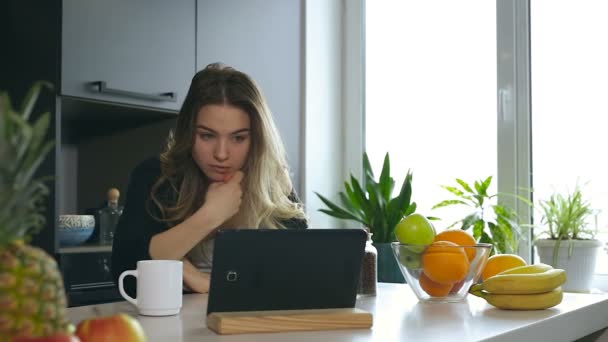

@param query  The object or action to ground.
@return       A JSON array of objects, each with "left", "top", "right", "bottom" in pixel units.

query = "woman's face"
[{"left": 192, "top": 104, "right": 252, "bottom": 182}]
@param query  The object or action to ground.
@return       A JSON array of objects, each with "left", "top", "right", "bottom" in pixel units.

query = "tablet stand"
[{"left": 207, "top": 308, "right": 373, "bottom": 335}]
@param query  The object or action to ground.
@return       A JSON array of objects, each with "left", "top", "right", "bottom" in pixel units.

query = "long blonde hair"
[{"left": 150, "top": 63, "right": 306, "bottom": 228}]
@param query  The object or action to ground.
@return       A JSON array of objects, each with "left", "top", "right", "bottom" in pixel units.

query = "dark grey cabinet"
[
  {"left": 60, "top": 250, "right": 123, "bottom": 307},
  {"left": 196, "top": 0, "right": 303, "bottom": 192},
  {"left": 61, "top": 0, "right": 195, "bottom": 112},
  {"left": 4, "top": 0, "right": 304, "bottom": 306}
]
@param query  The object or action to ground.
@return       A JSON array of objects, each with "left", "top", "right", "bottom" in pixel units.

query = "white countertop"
[{"left": 67, "top": 283, "right": 608, "bottom": 342}]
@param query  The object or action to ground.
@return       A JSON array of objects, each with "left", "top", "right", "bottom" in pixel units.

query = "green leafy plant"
[
  {"left": 432, "top": 176, "right": 522, "bottom": 255},
  {"left": 535, "top": 184, "right": 596, "bottom": 264},
  {"left": 315, "top": 152, "right": 416, "bottom": 243},
  {"left": 0, "top": 81, "right": 55, "bottom": 242},
  {"left": 0, "top": 82, "right": 73, "bottom": 339}
]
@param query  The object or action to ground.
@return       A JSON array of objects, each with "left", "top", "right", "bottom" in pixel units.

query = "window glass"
[
  {"left": 531, "top": 0, "right": 608, "bottom": 273},
  {"left": 365, "top": 1, "right": 497, "bottom": 229}
]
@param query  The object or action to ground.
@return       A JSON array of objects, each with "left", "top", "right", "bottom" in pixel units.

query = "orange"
[
  {"left": 481, "top": 254, "right": 527, "bottom": 281},
  {"left": 434, "top": 229, "right": 477, "bottom": 261},
  {"left": 422, "top": 241, "right": 470, "bottom": 284},
  {"left": 419, "top": 273, "right": 453, "bottom": 297}
]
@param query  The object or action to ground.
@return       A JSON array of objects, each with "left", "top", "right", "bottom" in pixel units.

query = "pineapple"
[{"left": 0, "top": 82, "right": 71, "bottom": 339}]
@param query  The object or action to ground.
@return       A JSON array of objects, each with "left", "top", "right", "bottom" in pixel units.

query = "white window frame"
[
  {"left": 496, "top": 0, "right": 533, "bottom": 263},
  {"left": 341, "top": 0, "right": 608, "bottom": 293},
  {"left": 303, "top": 0, "right": 366, "bottom": 228},
  {"left": 346, "top": 0, "right": 535, "bottom": 261},
  {"left": 343, "top": 0, "right": 365, "bottom": 183}
]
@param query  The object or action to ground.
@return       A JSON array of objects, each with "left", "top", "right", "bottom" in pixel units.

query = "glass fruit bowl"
[{"left": 391, "top": 242, "right": 493, "bottom": 303}]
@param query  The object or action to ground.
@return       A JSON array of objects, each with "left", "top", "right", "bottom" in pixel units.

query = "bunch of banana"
[{"left": 469, "top": 263, "right": 567, "bottom": 310}]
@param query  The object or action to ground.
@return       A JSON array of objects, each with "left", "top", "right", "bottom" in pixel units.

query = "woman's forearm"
[
  {"left": 149, "top": 206, "right": 218, "bottom": 260},
  {"left": 182, "top": 258, "right": 210, "bottom": 293}
]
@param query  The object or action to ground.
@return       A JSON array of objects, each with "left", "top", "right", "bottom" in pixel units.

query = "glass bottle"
[
  {"left": 98, "top": 188, "right": 123, "bottom": 245},
  {"left": 358, "top": 229, "right": 378, "bottom": 296}
]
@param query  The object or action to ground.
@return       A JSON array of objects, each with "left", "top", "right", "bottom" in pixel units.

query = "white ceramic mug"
[{"left": 119, "top": 260, "right": 183, "bottom": 316}]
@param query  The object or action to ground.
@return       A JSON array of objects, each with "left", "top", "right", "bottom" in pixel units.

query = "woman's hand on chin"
[{"left": 200, "top": 171, "right": 244, "bottom": 226}]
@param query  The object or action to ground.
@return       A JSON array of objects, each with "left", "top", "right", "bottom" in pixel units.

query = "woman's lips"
[{"left": 210, "top": 165, "right": 231, "bottom": 174}]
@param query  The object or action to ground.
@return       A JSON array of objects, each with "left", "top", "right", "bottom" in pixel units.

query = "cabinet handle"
[{"left": 91, "top": 81, "right": 177, "bottom": 102}]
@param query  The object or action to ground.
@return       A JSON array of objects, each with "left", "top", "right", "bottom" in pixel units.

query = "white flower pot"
[{"left": 535, "top": 239, "right": 602, "bottom": 292}]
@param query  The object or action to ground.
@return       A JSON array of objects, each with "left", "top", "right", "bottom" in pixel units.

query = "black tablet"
[{"left": 206, "top": 228, "right": 367, "bottom": 315}]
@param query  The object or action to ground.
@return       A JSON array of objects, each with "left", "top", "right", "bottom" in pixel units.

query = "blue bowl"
[
  {"left": 58, "top": 215, "right": 95, "bottom": 247},
  {"left": 58, "top": 226, "right": 94, "bottom": 247}
]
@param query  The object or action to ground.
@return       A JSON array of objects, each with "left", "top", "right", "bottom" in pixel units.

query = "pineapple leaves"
[
  {"left": 8, "top": 109, "right": 33, "bottom": 170},
  {"left": 0, "top": 81, "right": 54, "bottom": 244},
  {"left": 315, "top": 152, "right": 415, "bottom": 243},
  {"left": 27, "top": 112, "right": 51, "bottom": 159},
  {"left": 20, "top": 81, "right": 53, "bottom": 121},
  {"left": 0, "top": 92, "right": 12, "bottom": 147}
]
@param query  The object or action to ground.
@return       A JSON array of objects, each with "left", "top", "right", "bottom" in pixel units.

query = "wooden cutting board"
[{"left": 207, "top": 308, "right": 373, "bottom": 335}]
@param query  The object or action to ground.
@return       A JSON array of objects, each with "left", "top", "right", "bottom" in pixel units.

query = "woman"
[{"left": 112, "top": 63, "right": 308, "bottom": 296}]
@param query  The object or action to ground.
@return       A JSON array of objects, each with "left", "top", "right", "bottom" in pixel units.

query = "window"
[
  {"left": 365, "top": 1, "right": 497, "bottom": 229},
  {"left": 530, "top": 0, "right": 608, "bottom": 274},
  {"left": 363, "top": 0, "right": 608, "bottom": 278}
]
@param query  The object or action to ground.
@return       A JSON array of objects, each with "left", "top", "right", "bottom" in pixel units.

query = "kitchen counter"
[{"left": 67, "top": 283, "right": 608, "bottom": 341}]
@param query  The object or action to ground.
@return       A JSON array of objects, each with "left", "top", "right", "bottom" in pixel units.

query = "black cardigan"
[{"left": 111, "top": 157, "right": 308, "bottom": 297}]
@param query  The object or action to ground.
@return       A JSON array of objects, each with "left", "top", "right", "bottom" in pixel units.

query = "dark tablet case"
[{"left": 206, "top": 228, "right": 367, "bottom": 315}]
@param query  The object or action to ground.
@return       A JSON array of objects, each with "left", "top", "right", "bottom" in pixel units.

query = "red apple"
[
  {"left": 449, "top": 279, "right": 466, "bottom": 294},
  {"left": 12, "top": 334, "right": 80, "bottom": 342},
  {"left": 75, "top": 314, "right": 146, "bottom": 342}
]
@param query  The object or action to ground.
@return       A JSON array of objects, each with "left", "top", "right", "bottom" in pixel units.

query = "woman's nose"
[{"left": 214, "top": 139, "right": 229, "bottom": 161}]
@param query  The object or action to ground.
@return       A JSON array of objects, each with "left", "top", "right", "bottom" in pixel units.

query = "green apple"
[
  {"left": 398, "top": 245, "right": 422, "bottom": 269},
  {"left": 395, "top": 213, "right": 436, "bottom": 245}
]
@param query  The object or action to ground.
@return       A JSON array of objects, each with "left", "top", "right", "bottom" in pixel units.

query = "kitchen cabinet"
[
  {"left": 60, "top": 107, "right": 175, "bottom": 216},
  {"left": 56, "top": 102, "right": 176, "bottom": 307},
  {"left": 61, "top": 0, "right": 195, "bottom": 112},
  {"left": 4, "top": 0, "right": 182, "bottom": 306},
  {"left": 59, "top": 249, "right": 123, "bottom": 307},
  {"left": 4, "top": 0, "right": 305, "bottom": 306},
  {"left": 197, "top": 0, "right": 303, "bottom": 192}
]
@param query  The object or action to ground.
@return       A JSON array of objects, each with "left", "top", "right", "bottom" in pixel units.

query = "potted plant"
[
  {"left": 432, "top": 176, "right": 523, "bottom": 255},
  {"left": 533, "top": 184, "right": 601, "bottom": 292},
  {"left": 315, "top": 152, "right": 416, "bottom": 283},
  {"left": 0, "top": 82, "right": 72, "bottom": 339}
]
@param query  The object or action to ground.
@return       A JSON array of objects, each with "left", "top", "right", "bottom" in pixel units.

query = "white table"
[{"left": 67, "top": 283, "right": 608, "bottom": 342}]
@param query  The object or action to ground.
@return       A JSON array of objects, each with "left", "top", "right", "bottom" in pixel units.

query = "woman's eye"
[
  {"left": 199, "top": 133, "right": 214, "bottom": 141},
  {"left": 233, "top": 135, "right": 248, "bottom": 143}
]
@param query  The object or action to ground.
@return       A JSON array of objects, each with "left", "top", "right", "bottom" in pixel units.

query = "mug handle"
[{"left": 118, "top": 270, "right": 138, "bottom": 306}]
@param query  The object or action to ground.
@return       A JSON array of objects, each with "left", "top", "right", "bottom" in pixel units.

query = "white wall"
[
  {"left": 341, "top": 0, "right": 364, "bottom": 189},
  {"left": 302, "top": 0, "right": 364, "bottom": 228},
  {"left": 302, "top": 0, "right": 343, "bottom": 228},
  {"left": 197, "top": 0, "right": 303, "bottom": 193}
]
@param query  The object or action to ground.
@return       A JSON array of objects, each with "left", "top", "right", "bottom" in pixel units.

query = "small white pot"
[{"left": 535, "top": 239, "right": 602, "bottom": 292}]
